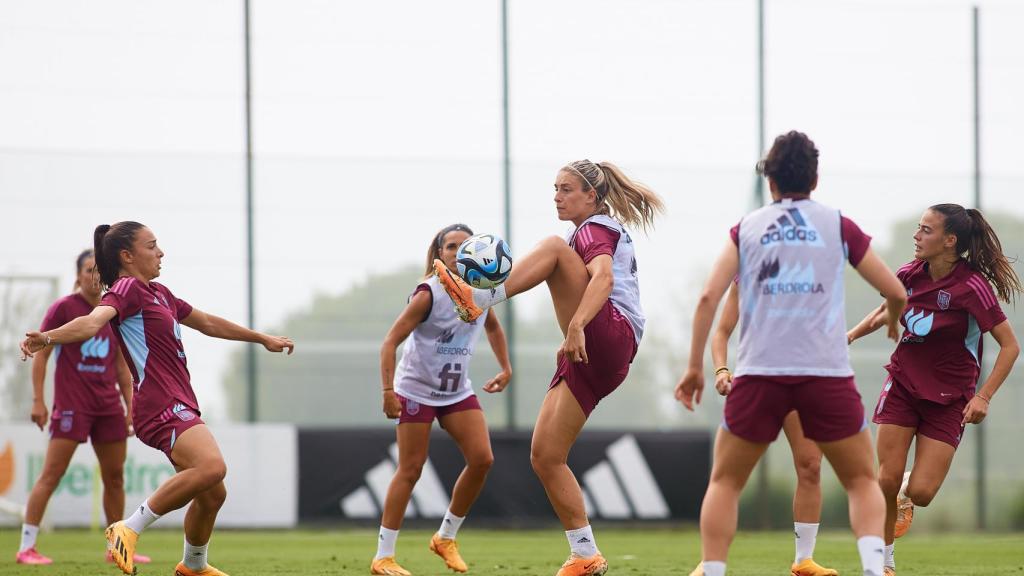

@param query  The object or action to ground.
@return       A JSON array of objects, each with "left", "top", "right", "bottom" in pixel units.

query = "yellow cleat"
[
  {"left": 429, "top": 533, "right": 468, "bottom": 573},
  {"left": 555, "top": 552, "right": 608, "bottom": 576},
  {"left": 688, "top": 564, "right": 704, "bottom": 576},
  {"left": 791, "top": 557, "right": 839, "bottom": 576},
  {"left": 105, "top": 521, "right": 139, "bottom": 575},
  {"left": 894, "top": 471, "right": 914, "bottom": 538},
  {"left": 371, "top": 556, "right": 413, "bottom": 576},
  {"left": 174, "top": 562, "right": 230, "bottom": 576},
  {"left": 884, "top": 567, "right": 896, "bottom": 576},
  {"left": 433, "top": 259, "right": 483, "bottom": 322}
]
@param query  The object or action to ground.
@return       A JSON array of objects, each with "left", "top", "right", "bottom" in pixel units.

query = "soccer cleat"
[
  {"left": 370, "top": 556, "right": 412, "bottom": 576},
  {"left": 433, "top": 259, "right": 483, "bottom": 322},
  {"left": 107, "top": 550, "right": 152, "bottom": 564},
  {"left": 687, "top": 564, "right": 703, "bottom": 576},
  {"left": 894, "top": 471, "right": 914, "bottom": 538},
  {"left": 15, "top": 548, "right": 53, "bottom": 565},
  {"left": 429, "top": 533, "right": 468, "bottom": 573},
  {"left": 791, "top": 557, "right": 839, "bottom": 576},
  {"left": 884, "top": 567, "right": 896, "bottom": 576},
  {"left": 174, "top": 562, "right": 229, "bottom": 576},
  {"left": 555, "top": 552, "right": 608, "bottom": 576},
  {"left": 105, "top": 521, "right": 139, "bottom": 575}
]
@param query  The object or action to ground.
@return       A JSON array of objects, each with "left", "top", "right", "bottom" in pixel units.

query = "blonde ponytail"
[{"left": 565, "top": 160, "right": 664, "bottom": 232}]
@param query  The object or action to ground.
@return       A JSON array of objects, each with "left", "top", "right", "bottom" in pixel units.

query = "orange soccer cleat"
[
  {"left": 433, "top": 259, "right": 483, "bottom": 322},
  {"left": 104, "top": 521, "right": 139, "bottom": 575},
  {"left": 174, "top": 562, "right": 230, "bottom": 576},
  {"left": 107, "top": 549, "right": 151, "bottom": 565},
  {"left": 555, "top": 552, "right": 608, "bottom": 576},
  {"left": 894, "top": 471, "right": 914, "bottom": 538},
  {"left": 370, "top": 556, "right": 413, "bottom": 576},
  {"left": 791, "top": 557, "right": 839, "bottom": 576},
  {"left": 429, "top": 533, "right": 468, "bottom": 572},
  {"left": 884, "top": 567, "right": 896, "bottom": 576}
]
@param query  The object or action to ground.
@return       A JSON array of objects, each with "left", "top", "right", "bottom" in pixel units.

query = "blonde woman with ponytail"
[
  {"left": 434, "top": 160, "right": 663, "bottom": 576},
  {"left": 848, "top": 204, "right": 1021, "bottom": 575}
]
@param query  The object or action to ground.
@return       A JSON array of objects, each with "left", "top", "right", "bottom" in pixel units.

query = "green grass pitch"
[{"left": 2, "top": 528, "right": 1023, "bottom": 575}]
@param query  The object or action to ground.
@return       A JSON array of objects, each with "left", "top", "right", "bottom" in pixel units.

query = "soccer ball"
[{"left": 456, "top": 233, "right": 513, "bottom": 289}]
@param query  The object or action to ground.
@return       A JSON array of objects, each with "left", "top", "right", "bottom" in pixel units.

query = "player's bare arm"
[
  {"left": 20, "top": 305, "right": 117, "bottom": 359},
  {"left": 482, "top": 308, "right": 512, "bottom": 393},
  {"left": 180, "top": 309, "right": 294, "bottom": 354}
]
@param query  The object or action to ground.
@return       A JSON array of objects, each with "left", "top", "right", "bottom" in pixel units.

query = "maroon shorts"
[
  {"left": 724, "top": 375, "right": 866, "bottom": 443},
  {"left": 873, "top": 375, "right": 966, "bottom": 448},
  {"left": 134, "top": 404, "right": 205, "bottom": 465},
  {"left": 397, "top": 393, "right": 481, "bottom": 425},
  {"left": 549, "top": 300, "right": 637, "bottom": 417},
  {"left": 50, "top": 410, "right": 128, "bottom": 444}
]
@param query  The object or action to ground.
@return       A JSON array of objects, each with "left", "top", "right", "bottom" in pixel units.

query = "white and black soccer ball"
[{"left": 456, "top": 233, "right": 513, "bottom": 289}]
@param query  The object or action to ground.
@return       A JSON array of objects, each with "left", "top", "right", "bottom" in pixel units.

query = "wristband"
[
  {"left": 382, "top": 387, "right": 394, "bottom": 392},
  {"left": 714, "top": 366, "right": 730, "bottom": 376},
  {"left": 975, "top": 393, "right": 990, "bottom": 403},
  {"left": 44, "top": 333, "right": 52, "bottom": 347}
]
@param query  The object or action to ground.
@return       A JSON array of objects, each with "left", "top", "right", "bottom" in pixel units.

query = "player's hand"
[
  {"left": 382, "top": 390, "right": 402, "bottom": 419},
  {"left": 714, "top": 371, "right": 732, "bottom": 396},
  {"left": 20, "top": 331, "right": 48, "bottom": 360},
  {"left": 483, "top": 370, "right": 511, "bottom": 393},
  {"left": 30, "top": 399, "right": 48, "bottom": 431},
  {"left": 962, "top": 394, "right": 989, "bottom": 425},
  {"left": 261, "top": 335, "right": 295, "bottom": 354},
  {"left": 675, "top": 367, "right": 705, "bottom": 411},
  {"left": 558, "top": 325, "right": 588, "bottom": 364},
  {"left": 885, "top": 319, "right": 901, "bottom": 342}
]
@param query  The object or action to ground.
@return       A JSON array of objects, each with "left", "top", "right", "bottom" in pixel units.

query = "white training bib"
[
  {"left": 394, "top": 276, "right": 485, "bottom": 406},
  {"left": 735, "top": 198, "right": 853, "bottom": 377},
  {"left": 567, "top": 214, "right": 645, "bottom": 343}
]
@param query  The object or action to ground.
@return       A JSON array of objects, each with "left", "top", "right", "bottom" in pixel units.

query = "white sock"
[
  {"left": 183, "top": 538, "right": 208, "bottom": 571},
  {"left": 124, "top": 500, "right": 161, "bottom": 534},
  {"left": 565, "top": 525, "right": 598, "bottom": 557},
  {"left": 884, "top": 543, "right": 895, "bottom": 569},
  {"left": 703, "top": 560, "right": 727, "bottom": 576},
  {"left": 857, "top": 535, "right": 885, "bottom": 576},
  {"left": 472, "top": 284, "right": 507, "bottom": 310},
  {"left": 19, "top": 523, "right": 39, "bottom": 553},
  {"left": 375, "top": 527, "right": 399, "bottom": 560},
  {"left": 438, "top": 509, "right": 465, "bottom": 540},
  {"left": 794, "top": 522, "right": 819, "bottom": 563}
]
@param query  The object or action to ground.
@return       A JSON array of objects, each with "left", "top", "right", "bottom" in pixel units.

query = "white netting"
[{"left": 0, "top": 276, "right": 58, "bottom": 422}]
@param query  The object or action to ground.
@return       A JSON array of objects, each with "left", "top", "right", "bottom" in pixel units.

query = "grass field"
[{"left": 2, "top": 528, "right": 1023, "bottom": 575}]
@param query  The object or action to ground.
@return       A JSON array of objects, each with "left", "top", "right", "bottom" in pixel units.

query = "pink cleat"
[
  {"left": 106, "top": 549, "right": 152, "bottom": 564},
  {"left": 15, "top": 548, "right": 53, "bottom": 565}
]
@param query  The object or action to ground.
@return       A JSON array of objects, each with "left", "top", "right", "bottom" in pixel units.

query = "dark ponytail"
[
  {"left": 93, "top": 221, "right": 145, "bottom": 289},
  {"left": 930, "top": 204, "right": 1022, "bottom": 304}
]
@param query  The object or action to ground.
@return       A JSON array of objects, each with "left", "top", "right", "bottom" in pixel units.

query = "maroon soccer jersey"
[
  {"left": 100, "top": 277, "right": 198, "bottom": 426},
  {"left": 572, "top": 222, "right": 619, "bottom": 263},
  {"left": 885, "top": 260, "right": 1007, "bottom": 404},
  {"left": 41, "top": 293, "right": 122, "bottom": 415}
]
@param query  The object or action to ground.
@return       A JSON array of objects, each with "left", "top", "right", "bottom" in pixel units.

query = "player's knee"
[
  {"left": 530, "top": 448, "right": 562, "bottom": 477},
  {"left": 794, "top": 456, "right": 821, "bottom": 486},
  {"left": 197, "top": 459, "right": 227, "bottom": 489},
  {"left": 906, "top": 483, "right": 937, "bottom": 506},
  {"left": 877, "top": 472, "right": 902, "bottom": 497},
  {"left": 101, "top": 467, "right": 125, "bottom": 491},
  {"left": 32, "top": 470, "right": 64, "bottom": 494},
  {"left": 397, "top": 460, "right": 425, "bottom": 483},
  {"left": 468, "top": 451, "right": 494, "bottom": 473}
]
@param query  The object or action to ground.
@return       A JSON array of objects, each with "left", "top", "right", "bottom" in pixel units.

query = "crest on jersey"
[
  {"left": 405, "top": 400, "right": 420, "bottom": 416},
  {"left": 937, "top": 290, "right": 951, "bottom": 310}
]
